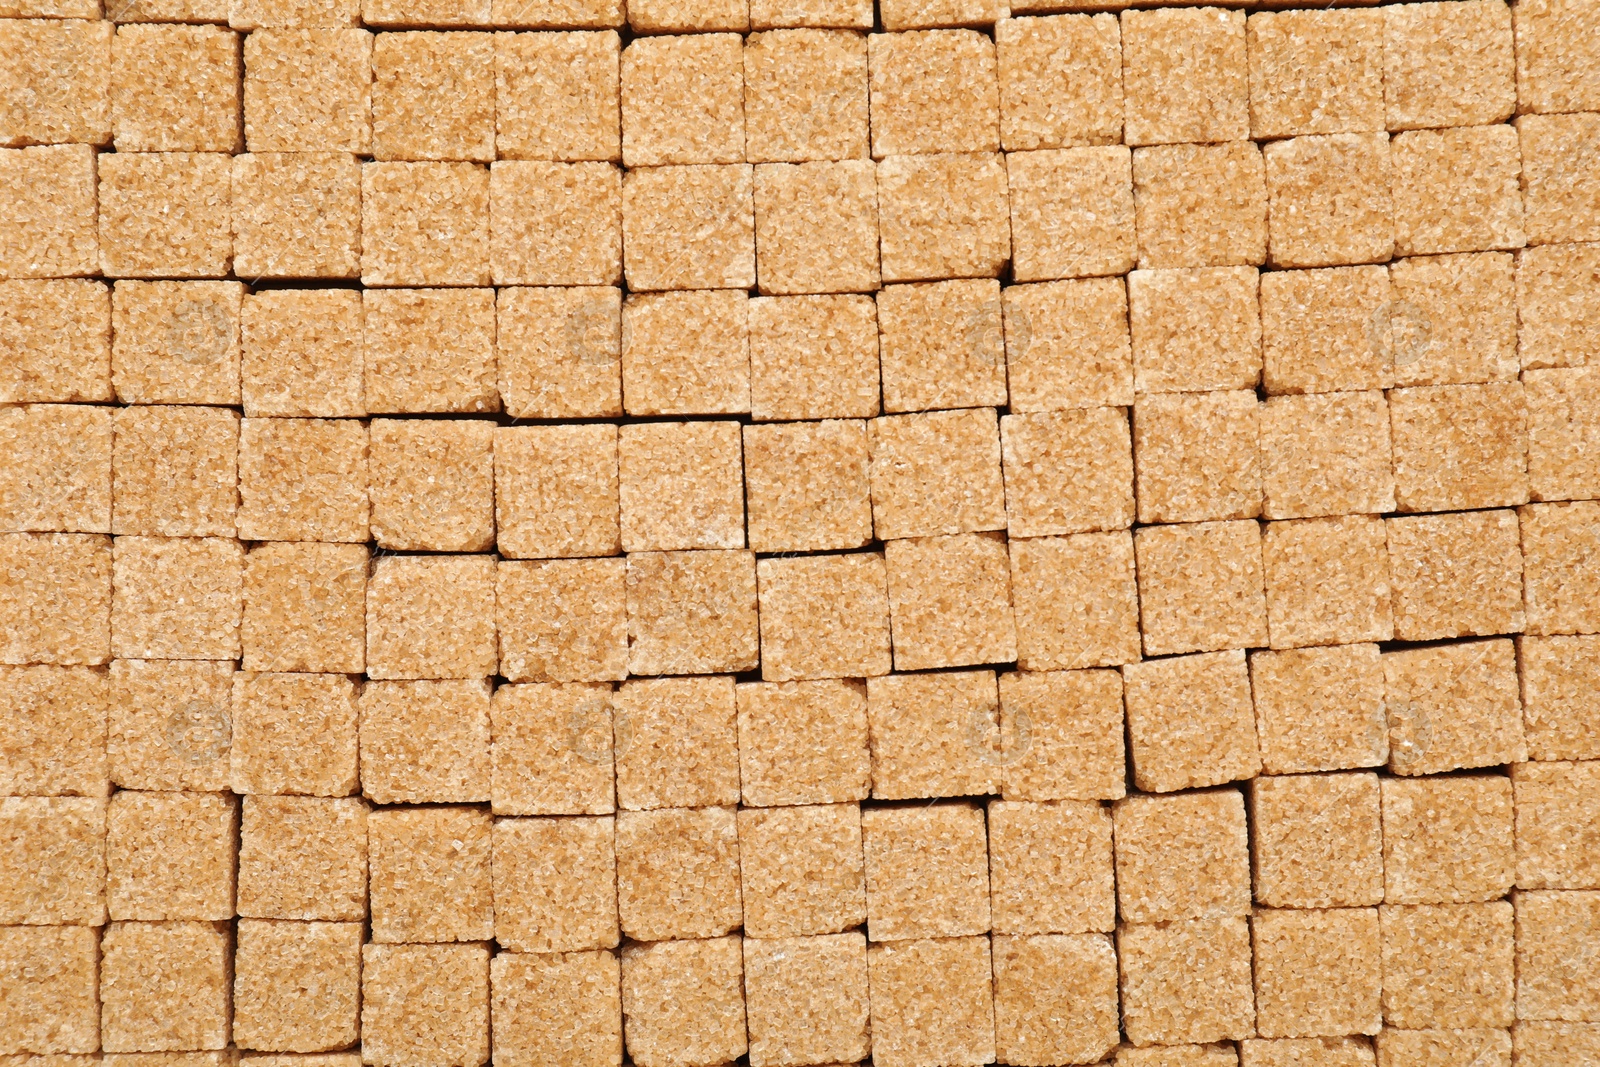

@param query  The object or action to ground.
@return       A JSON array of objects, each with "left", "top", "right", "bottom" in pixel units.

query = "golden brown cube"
[
  {"left": 868, "top": 29, "right": 997, "bottom": 158},
  {"left": 1262, "top": 515, "right": 1393, "bottom": 649},
  {"left": 866, "top": 936, "right": 996, "bottom": 1067},
  {"left": 98, "top": 152, "right": 232, "bottom": 279},
  {"left": 1122, "top": 7, "right": 1247, "bottom": 146},
  {"left": 1390, "top": 126, "right": 1525, "bottom": 257},
  {"left": 1260, "top": 391, "right": 1394, "bottom": 519},
  {"left": 744, "top": 28, "right": 869, "bottom": 163},
  {"left": 1133, "top": 390, "right": 1259, "bottom": 524},
  {"left": 868, "top": 407, "right": 1005, "bottom": 539},
  {"left": 106, "top": 790, "right": 233, "bottom": 922},
  {"left": 108, "top": 659, "right": 234, "bottom": 791},
  {"left": 1134, "top": 519, "right": 1268, "bottom": 657},
  {"left": 0, "top": 279, "right": 112, "bottom": 404},
  {"left": 1251, "top": 771, "right": 1384, "bottom": 909},
  {"left": 490, "top": 681, "right": 615, "bottom": 816},
  {"left": 885, "top": 532, "right": 1016, "bottom": 671},
  {"left": 993, "top": 933, "right": 1120, "bottom": 1067},
  {"left": 754, "top": 159, "right": 880, "bottom": 295},
  {"left": 865, "top": 669, "right": 1000, "bottom": 799},
  {"left": 111, "top": 405, "right": 238, "bottom": 538},
  {"left": 497, "top": 558, "right": 627, "bottom": 684},
  {"left": 0, "top": 664, "right": 110, "bottom": 798},
  {"left": 1123, "top": 650, "right": 1261, "bottom": 794},
  {"left": 1119, "top": 917, "right": 1255, "bottom": 1046},
  {"left": 496, "top": 286, "right": 621, "bottom": 419},
  {"left": 1521, "top": 501, "right": 1600, "bottom": 636},
  {"left": 0, "top": 404, "right": 112, "bottom": 534},
  {"left": 1386, "top": 510, "right": 1525, "bottom": 642},
  {"left": 232, "top": 153, "right": 362, "bottom": 279},
  {"left": 111, "top": 536, "right": 242, "bottom": 661},
  {"left": 744, "top": 933, "right": 871, "bottom": 1067},
  {"left": 0, "top": 19, "right": 110, "bottom": 149},
  {"left": 0, "top": 145, "right": 99, "bottom": 280},
  {"left": 1383, "top": 0, "right": 1515, "bottom": 130},
  {"left": 1517, "top": 243, "right": 1600, "bottom": 371},
  {"left": 1132, "top": 142, "right": 1267, "bottom": 270},
  {"left": 619, "top": 421, "right": 745, "bottom": 551},
  {"left": 361, "top": 943, "right": 490, "bottom": 1067},
  {"left": 621, "top": 33, "right": 743, "bottom": 168},
  {"left": 371, "top": 31, "right": 493, "bottom": 162},
  {"left": 1515, "top": 889, "right": 1600, "bottom": 1022},
  {"left": 1247, "top": 9, "right": 1383, "bottom": 139},
  {"left": 1519, "top": 634, "right": 1600, "bottom": 761},
  {"left": 241, "top": 542, "right": 366, "bottom": 674},
  {"left": 1259, "top": 265, "right": 1391, "bottom": 395},
  {"left": 490, "top": 950, "right": 621, "bottom": 1067},
  {"left": 365, "top": 555, "right": 497, "bottom": 680},
  {"left": 368, "top": 418, "right": 494, "bottom": 551},
  {"left": 877, "top": 279, "right": 1006, "bottom": 414},
  {"left": 1009, "top": 146, "right": 1136, "bottom": 282},
  {"left": 1381, "top": 901, "right": 1515, "bottom": 1029},
  {"left": 0, "top": 795, "right": 105, "bottom": 925},
  {"left": 111, "top": 279, "right": 240, "bottom": 404},
  {"left": 233, "top": 919, "right": 361, "bottom": 1053},
  {"left": 0, "top": 534, "right": 110, "bottom": 667},
  {"left": 0, "top": 926, "right": 99, "bottom": 1054},
  {"left": 361, "top": 161, "right": 490, "bottom": 287},
  {"left": 996, "top": 13, "right": 1122, "bottom": 151},
  {"left": 757, "top": 553, "right": 891, "bottom": 682},
  {"left": 738, "top": 802, "right": 866, "bottom": 937},
  {"left": 369, "top": 806, "right": 492, "bottom": 944},
  {"left": 243, "top": 29, "right": 372, "bottom": 153},
  {"left": 100, "top": 920, "right": 232, "bottom": 1052},
  {"left": 1514, "top": 760, "right": 1600, "bottom": 890},
  {"left": 1114, "top": 789, "right": 1251, "bottom": 924},
  {"left": 1003, "top": 277, "right": 1134, "bottom": 411},
  {"left": 626, "top": 551, "right": 760, "bottom": 675},
  {"left": 1003, "top": 408, "right": 1132, "bottom": 536},
  {"left": 620, "top": 937, "right": 747, "bottom": 1067},
  {"left": 237, "top": 418, "right": 368, "bottom": 543},
  {"left": 743, "top": 420, "right": 873, "bottom": 553},
  {"left": 240, "top": 289, "right": 364, "bottom": 418},
  {"left": 489, "top": 160, "right": 622, "bottom": 286},
  {"left": 988, "top": 799, "right": 1114, "bottom": 934},
  {"left": 491, "top": 814, "right": 618, "bottom": 952},
  {"left": 1388, "top": 252, "right": 1518, "bottom": 387},
  {"left": 110, "top": 24, "right": 239, "bottom": 153},
  {"left": 620, "top": 289, "right": 749, "bottom": 415},
  {"left": 1250, "top": 644, "right": 1389, "bottom": 775},
  {"left": 1383, "top": 638, "right": 1527, "bottom": 776},
  {"left": 612, "top": 675, "right": 739, "bottom": 810},
  {"left": 1253, "top": 908, "right": 1382, "bottom": 1039},
  {"left": 749, "top": 294, "right": 880, "bottom": 420},
  {"left": 1128, "top": 266, "right": 1262, "bottom": 394},
  {"left": 1526, "top": 368, "right": 1600, "bottom": 501},
  {"left": 615, "top": 805, "right": 741, "bottom": 941},
  {"left": 622, "top": 163, "right": 754, "bottom": 291},
  {"left": 876, "top": 151, "right": 1010, "bottom": 282},
  {"left": 1383, "top": 775, "right": 1514, "bottom": 905},
  {"left": 1518, "top": 112, "right": 1600, "bottom": 246},
  {"left": 735, "top": 679, "right": 871, "bottom": 808},
  {"left": 862, "top": 802, "right": 989, "bottom": 940},
  {"left": 237, "top": 795, "right": 367, "bottom": 921},
  {"left": 494, "top": 30, "right": 620, "bottom": 162},
  {"left": 359, "top": 679, "right": 491, "bottom": 806},
  {"left": 1264, "top": 133, "right": 1393, "bottom": 269},
  {"left": 1391, "top": 384, "right": 1528, "bottom": 511},
  {"left": 996, "top": 667, "right": 1127, "bottom": 800}
]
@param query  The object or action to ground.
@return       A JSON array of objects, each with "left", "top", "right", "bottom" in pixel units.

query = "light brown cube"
[
  {"left": 620, "top": 289, "right": 748, "bottom": 415},
  {"left": 1383, "top": 638, "right": 1526, "bottom": 775},
  {"left": 490, "top": 681, "right": 615, "bottom": 815},
  {"left": 735, "top": 679, "right": 870, "bottom": 808},
  {"left": 1518, "top": 113, "right": 1600, "bottom": 246},
  {"left": 0, "top": 404, "right": 112, "bottom": 534},
  {"left": 0, "top": 926, "right": 99, "bottom": 1054},
  {"left": 0, "top": 280, "right": 111, "bottom": 404},
  {"left": 868, "top": 30, "right": 997, "bottom": 158},
  {"left": 241, "top": 542, "right": 365, "bottom": 674},
  {"left": 618, "top": 421, "right": 744, "bottom": 551},
  {"left": 622, "top": 163, "right": 755, "bottom": 291},
  {"left": 1522, "top": 501, "right": 1600, "bottom": 636},
  {"left": 0, "top": 665, "right": 109, "bottom": 798},
  {"left": 868, "top": 407, "right": 1005, "bottom": 539},
  {"left": 242, "top": 29, "right": 372, "bottom": 153},
  {"left": 879, "top": 0, "right": 1001, "bottom": 30},
  {"left": 1123, "top": 651, "right": 1260, "bottom": 794},
  {"left": 1251, "top": 771, "right": 1384, "bottom": 909},
  {"left": 1514, "top": 1022, "right": 1600, "bottom": 1067},
  {"left": 616, "top": 805, "right": 742, "bottom": 941},
  {"left": 866, "top": 936, "right": 996, "bottom": 1067},
  {"left": 989, "top": 799, "right": 1114, "bottom": 934},
  {"left": 492, "top": 0, "right": 622, "bottom": 28},
  {"left": 229, "top": 0, "right": 362, "bottom": 30},
  {"left": 231, "top": 152, "right": 362, "bottom": 279},
  {"left": 612, "top": 676, "right": 739, "bottom": 810},
  {"left": 877, "top": 279, "right": 1004, "bottom": 413},
  {"left": 1386, "top": 510, "right": 1525, "bottom": 642},
  {"left": 1387, "top": 252, "right": 1518, "bottom": 387},
  {"left": 110, "top": 24, "right": 239, "bottom": 153},
  {"left": 1114, "top": 789, "right": 1251, "bottom": 924},
  {"left": 494, "top": 30, "right": 619, "bottom": 162},
  {"left": 111, "top": 405, "right": 237, "bottom": 538},
  {"left": 1514, "top": 760, "right": 1600, "bottom": 889},
  {"left": 1132, "top": 142, "right": 1267, "bottom": 270},
  {"left": 240, "top": 289, "right": 364, "bottom": 417},
  {"left": 497, "top": 559, "right": 626, "bottom": 684},
  {"left": 110, "top": 280, "right": 239, "bottom": 405},
  {"left": 743, "top": 420, "right": 872, "bottom": 553},
  {"left": 1516, "top": 890, "right": 1600, "bottom": 1022},
  {"left": 861, "top": 802, "right": 988, "bottom": 941},
  {"left": 365, "top": 0, "right": 489, "bottom": 25},
  {"left": 1520, "top": 634, "right": 1600, "bottom": 761},
  {"left": 757, "top": 553, "right": 890, "bottom": 682},
  {"left": 491, "top": 814, "right": 617, "bottom": 952},
  {"left": 361, "top": 943, "right": 490, "bottom": 1067},
  {"left": 0, "top": 145, "right": 99, "bottom": 280},
  {"left": 876, "top": 151, "right": 1010, "bottom": 282},
  {"left": 749, "top": 294, "right": 879, "bottom": 420},
  {"left": 1383, "top": 0, "right": 1515, "bottom": 130},
  {"left": 1518, "top": 244, "right": 1600, "bottom": 371},
  {"left": 237, "top": 795, "right": 367, "bottom": 921},
  {"left": 1527, "top": 368, "right": 1600, "bottom": 501},
  {"left": 0, "top": 19, "right": 111, "bottom": 149},
  {"left": 100, "top": 920, "right": 231, "bottom": 1053},
  {"left": 1247, "top": 9, "right": 1383, "bottom": 138},
  {"left": 490, "top": 950, "right": 622, "bottom": 1067},
  {"left": 495, "top": 285, "right": 621, "bottom": 419},
  {"left": 993, "top": 933, "right": 1119, "bottom": 1067},
  {"left": 106, "top": 790, "right": 232, "bottom": 922},
  {"left": 751, "top": 0, "right": 871, "bottom": 29},
  {"left": 361, "top": 161, "right": 490, "bottom": 287},
  {"left": 1383, "top": 775, "right": 1514, "bottom": 905},
  {"left": 1135, "top": 519, "right": 1268, "bottom": 657},
  {"left": 489, "top": 160, "right": 622, "bottom": 286},
  {"left": 0, "top": 796, "right": 105, "bottom": 925},
  {"left": 738, "top": 802, "right": 866, "bottom": 937},
  {"left": 1133, "top": 391, "right": 1259, "bottom": 524},
  {"left": 1003, "top": 277, "right": 1134, "bottom": 410},
  {"left": 1129, "top": 267, "right": 1261, "bottom": 394},
  {"left": 1253, "top": 908, "right": 1381, "bottom": 1040},
  {"left": 1259, "top": 265, "right": 1391, "bottom": 395},
  {"left": 996, "top": 13, "right": 1122, "bottom": 151},
  {"left": 1391, "top": 126, "right": 1525, "bottom": 257},
  {"left": 1009, "top": 146, "right": 1136, "bottom": 282},
  {"left": 369, "top": 805, "right": 492, "bottom": 943},
  {"left": 1009, "top": 531, "right": 1139, "bottom": 674},
  {"left": 98, "top": 152, "right": 231, "bottom": 278},
  {"left": 371, "top": 31, "right": 492, "bottom": 162},
  {"left": 111, "top": 536, "right": 242, "bottom": 661},
  {"left": 1119, "top": 918, "right": 1256, "bottom": 1046},
  {"left": 1260, "top": 391, "right": 1394, "bottom": 518},
  {"left": 620, "top": 937, "right": 747, "bottom": 1067},
  {"left": 1381, "top": 901, "right": 1515, "bottom": 1029},
  {"left": 368, "top": 418, "right": 493, "bottom": 551},
  {"left": 0, "top": 534, "right": 110, "bottom": 667},
  {"left": 996, "top": 668, "right": 1127, "bottom": 800},
  {"left": 744, "top": 28, "right": 869, "bottom": 163},
  {"left": 365, "top": 555, "right": 497, "bottom": 680},
  {"left": 1514, "top": 0, "right": 1600, "bottom": 114},
  {"left": 237, "top": 418, "right": 367, "bottom": 543},
  {"left": 884, "top": 532, "right": 1016, "bottom": 671},
  {"left": 1121, "top": 7, "right": 1248, "bottom": 146},
  {"left": 621, "top": 33, "right": 742, "bottom": 168},
  {"left": 754, "top": 160, "right": 879, "bottom": 295},
  {"left": 1264, "top": 133, "right": 1394, "bottom": 269},
  {"left": 1250, "top": 644, "right": 1389, "bottom": 776},
  {"left": 1391, "top": 384, "right": 1528, "bottom": 511},
  {"left": 744, "top": 933, "right": 870, "bottom": 1067},
  {"left": 234, "top": 919, "right": 361, "bottom": 1054},
  {"left": 1262, "top": 515, "right": 1393, "bottom": 649},
  {"left": 108, "top": 659, "right": 234, "bottom": 791},
  {"left": 359, "top": 679, "right": 491, "bottom": 805},
  {"left": 865, "top": 669, "right": 999, "bottom": 799}
]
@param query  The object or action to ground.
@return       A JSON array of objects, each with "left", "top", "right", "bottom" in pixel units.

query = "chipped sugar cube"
[
  {"left": 1383, "top": 775, "right": 1514, "bottom": 904},
  {"left": 738, "top": 802, "right": 866, "bottom": 937},
  {"left": 1261, "top": 515, "right": 1393, "bottom": 649},
  {"left": 1250, "top": 771, "right": 1384, "bottom": 909},
  {"left": 240, "top": 289, "right": 364, "bottom": 417},
  {"left": 1390, "top": 126, "right": 1525, "bottom": 258},
  {"left": 1121, "top": 7, "right": 1247, "bottom": 146},
  {"left": 112, "top": 405, "right": 238, "bottom": 538},
  {"left": 368, "top": 418, "right": 493, "bottom": 551},
  {"left": 866, "top": 936, "right": 996, "bottom": 1067},
  {"left": 868, "top": 30, "right": 998, "bottom": 158},
  {"left": 237, "top": 418, "right": 367, "bottom": 544},
  {"left": 491, "top": 814, "right": 617, "bottom": 952},
  {"left": 744, "top": 933, "right": 871, "bottom": 1067},
  {"left": 1383, "top": 0, "right": 1515, "bottom": 130},
  {"left": 1385, "top": 510, "right": 1524, "bottom": 642},
  {"left": 754, "top": 160, "right": 879, "bottom": 295},
  {"left": 233, "top": 919, "right": 361, "bottom": 1054},
  {"left": 1382, "top": 638, "right": 1526, "bottom": 776},
  {"left": 0, "top": 404, "right": 112, "bottom": 534},
  {"left": 988, "top": 799, "right": 1114, "bottom": 934},
  {"left": 620, "top": 937, "right": 747, "bottom": 1067},
  {"left": 368, "top": 805, "right": 493, "bottom": 944},
  {"left": 1119, "top": 917, "right": 1255, "bottom": 1047},
  {"left": 490, "top": 950, "right": 622, "bottom": 1067},
  {"left": 1381, "top": 901, "right": 1515, "bottom": 1029},
  {"left": 100, "top": 920, "right": 232, "bottom": 1053},
  {"left": 236, "top": 795, "right": 367, "bottom": 921},
  {"left": 865, "top": 669, "right": 1000, "bottom": 800},
  {"left": 0, "top": 795, "right": 105, "bottom": 925},
  {"left": 230, "top": 672, "right": 359, "bottom": 797},
  {"left": 97, "top": 152, "right": 232, "bottom": 279},
  {"left": 111, "top": 536, "right": 242, "bottom": 661},
  {"left": 1135, "top": 519, "right": 1267, "bottom": 657},
  {"left": 996, "top": 667, "right": 1127, "bottom": 800},
  {"left": 359, "top": 679, "right": 491, "bottom": 805},
  {"left": 490, "top": 681, "right": 615, "bottom": 816},
  {"left": 497, "top": 558, "right": 627, "bottom": 684},
  {"left": 744, "top": 29, "right": 869, "bottom": 163},
  {"left": 1249, "top": 644, "right": 1388, "bottom": 776},
  {"left": 1132, "top": 142, "right": 1266, "bottom": 270},
  {"left": 622, "top": 163, "right": 754, "bottom": 291},
  {"left": 1123, "top": 651, "right": 1261, "bottom": 794},
  {"left": 365, "top": 555, "right": 497, "bottom": 681},
  {"left": 1246, "top": 8, "right": 1383, "bottom": 139},
  {"left": 240, "top": 542, "right": 366, "bottom": 674},
  {"left": 612, "top": 675, "right": 739, "bottom": 810},
  {"left": 1133, "top": 390, "right": 1259, "bottom": 524},
  {"left": 494, "top": 30, "right": 619, "bottom": 163},
  {"left": 1260, "top": 392, "right": 1394, "bottom": 519},
  {"left": 1251, "top": 908, "right": 1382, "bottom": 1039},
  {"left": 616, "top": 805, "right": 742, "bottom": 941},
  {"left": 496, "top": 286, "right": 621, "bottom": 419},
  {"left": 110, "top": 24, "right": 239, "bottom": 153},
  {"left": 620, "top": 289, "right": 749, "bottom": 416},
  {"left": 876, "top": 151, "right": 1009, "bottom": 283},
  {"left": 1114, "top": 789, "right": 1252, "bottom": 924},
  {"left": 106, "top": 790, "right": 234, "bottom": 922},
  {"left": 361, "top": 943, "right": 490, "bottom": 1067},
  {"left": 735, "top": 680, "right": 870, "bottom": 808},
  {"left": 996, "top": 13, "right": 1122, "bottom": 151},
  {"left": 0, "top": 665, "right": 109, "bottom": 797},
  {"left": 108, "top": 658, "right": 234, "bottom": 791}
]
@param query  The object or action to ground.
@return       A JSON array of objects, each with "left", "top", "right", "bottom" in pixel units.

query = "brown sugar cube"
[
  {"left": 613, "top": 676, "right": 739, "bottom": 809},
  {"left": 620, "top": 34, "right": 742, "bottom": 168},
  {"left": 0, "top": 145, "right": 98, "bottom": 280},
  {"left": 0, "top": 926, "right": 98, "bottom": 1054},
  {"left": 736, "top": 680, "right": 870, "bottom": 807},
  {"left": 749, "top": 294, "right": 879, "bottom": 420},
  {"left": 107, "top": 0, "right": 227, "bottom": 22},
  {"left": 1390, "top": 385, "right": 1528, "bottom": 512},
  {"left": 745, "top": 933, "right": 870, "bottom": 1067},
  {"left": 1121, "top": 7, "right": 1247, "bottom": 146},
  {"left": 0, "top": 405, "right": 112, "bottom": 534},
  {"left": 754, "top": 160, "right": 879, "bottom": 295},
  {"left": 495, "top": 30, "right": 619, "bottom": 163},
  {"left": 371, "top": 32, "right": 492, "bottom": 162},
  {"left": 1259, "top": 266, "right": 1392, "bottom": 395},
  {"left": 620, "top": 937, "right": 746, "bottom": 1067},
  {"left": 1519, "top": 635, "right": 1600, "bottom": 761},
  {"left": 1123, "top": 651, "right": 1260, "bottom": 794},
  {"left": 491, "top": 815, "right": 617, "bottom": 952},
  {"left": 1383, "top": 0, "right": 1515, "bottom": 130},
  {"left": 867, "top": 30, "right": 997, "bottom": 158},
  {"left": 619, "top": 421, "right": 744, "bottom": 551},
  {"left": 1261, "top": 392, "right": 1394, "bottom": 518},
  {"left": 110, "top": 25, "right": 238, "bottom": 153},
  {"left": 1523, "top": 501, "right": 1600, "bottom": 636},
  {"left": 628, "top": 550, "right": 760, "bottom": 676},
  {"left": 0, "top": 280, "right": 111, "bottom": 404},
  {"left": 996, "top": 668, "right": 1126, "bottom": 800},
  {"left": 1250, "top": 644, "right": 1388, "bottom": 776},
  {"left": 497, "top": 286, "right": 621, "bottom": 418},
  {"left": 111, "top": 536, "right": 242, "bottom": 661},
  {"left": 240, "top": 290, "right": 363, "bottom": 417},
  {"left": 233, "top": 920, "right": 360, "bottom": 1053},
  {"left": 1262, "top": 515, "right": 1393, "bottom": 649},
  {"left": 361, "top": 943, "right": 490, "bottom": 1067},
  {"left": 237, "top": 419, "right": 367, "bottom": 544},
  {"left": 1515, "top": 1023, "right": 1600, "bottom": 1067},
  {"left": 1383, "top": 775, "right": 1514, "bottom": 905},
  {"left": 1246, "top": 9, "right": 1382, "bottom": 139},
  {"left": 1391, "top": 127, "right": 1525, "bottom": 258},
  {"left": 756, "top": 553, "right": 890, "bottom": 682},
  {"left": 1132, "top": 143, "right": 1268, "bottom": 271},
  {"left": 627, "top": 0, "right": 745, "bottom": 32},
  {"left": 1515, "top": 0, "right": 1600, "bottom": 113},
  {"left": 867, "top": 936, "right": 995, "bottom": 1067},
  {"left": 996, "top": 13, "right": 1121, "bottom": 151},
  {"left": 490, "top": 682, "right": 615, "bottom": 815},
  {"left": 879, "top": 0, "right": 1002, "bottom": 31},
  {"left": 620, "top": 289, "right": 749, "bottom": 415},
  {"left": 1527, "top": 369, "right": 1600, "bottom": 501},
  {"left": 1135, "top": 519, "right": 1267, "bottom": 657},
  {"left": 865, "top": 669, "right": 999, "bottom": 799},
  {"left": 989, "top": 799, "right": 1114, "bottom": 934},
  {"left": 1003, "top": 277, "right": 1133, "bottom": 411},
  {"left": 1128, "top": 267, "right": 1261, "bottom": 394},
  {"left": 106, "top": 791, "right": 232, "bottom": 922},
  {"left": 1010, "top": 531, "right": 1140, "bottom": 673},
  {"left": 744, "top": 29, "right": 868, "bottom": 164},
  {"left": 994, "top": 933, "right": 1118, "bottom": 1066},
  {"left": 738, "top": 802, "right": 866, "bottom": 937},
  {"left": 868, "top": 407, "right": 1004, "bottom": 538},
  {"left": 885, "top": 532, "right": 1016, "bottom": 671},
  {"left": 108, "top": 659, "right": 233, "bottom": 791},
  {"left": 622, "top": 163, "right": 755, "bottom": 291},
  {"left": 1119, "top": 917, "right": 1256, "bottom": 1046},
  {"left": 1383, "top": 638, "right": 1527, "bottom": 776},
  {"left": 229, "top": 0, "right": 362, "bottom": 25},
  {"left": 231, "top": 152, "right": 361, "bottom": 280},
  {"left": 109, "top": 281, "right": 240, "bottom": 406},
  {"left": 1518, "top": 113, "right": 1600, "bottom": 246},
  {"left": 490, "top": 161, "right": 622, "bottom": 286},
  {"left": 877, "top": 279, "right": 1005, "bottom": 413},
  {"left": 1120, "top": 1047, "right": 1244, "bottom": 1067},
  {"left": 237, "top": 795, "right": 367, "bottom": 920},
  {"left": 1382, "top": 902, "right": 1516, "bottom": 1029},
  {"left": 243, "top": 30, "right": 371, "bottom": 153},
  {"left": 751, "top": 0, "right": 869, "bottom": 29},
  {"left": 1516, "top": 890, "right": 1600, "bottom": 1021},
  {"left": 97, "top": 152, "right": 231, "bottom": 279},
  {"left": 111, "top": 406, "right": 237, "bottom": 538},
  {"left": 359, "top": 679, "right": 491, "bottom": 805},
  {"left": 1388, "top": 252, "right": 1518, "bottom": 387},
  {"left": 0, "top": 19, "right": 110, "bottom": 149},
  {"left": 1514, "top": 760, "right": 1600, "bottom": 889},
  {"left": 100, "top": 921, "right": 231, "bottom": 1052},
  {"left": 498, "top": 559, "right": 626, "bottom": 683},
  {"left": 489, "top": 950, "right": 622, "bottom": 1067},
  {"left": 1252, "top": 771, "right": 1384, "bottom": 909},
  {"left": 1385, "top": 511, "right": 1524, "bottom": 642},
  {"left": 876, "top": 151, "right": 1010, "bottom": 282},
  {"left": 0, "top": 796, "right": 104, "bottom": 925},
  {"left": 1264, "top": 133, "right": 1393, "bottom": 269},
  {"left": 616, "top": 805, "right": 742, "bottom": 941},
  {"left": 861, "top": 802, "right": 989, "bottom": 941},
  {"left": 232, "top": 672, "right": 362, "bottom": 795},
  {"left": 241, "top": 543, "right": 366, "bottom": 674},
  {"left": 365, "top": 289, "right": 497, "bottom": 412},
  {"left": 492, "top": 0, "right": 622, "bottom": 27},
  {"left": 0, "top": 665, "right": 109, "bottom": 798},
  {"left": 366, "top": 555, "right": 497, "bottom": 680},
  {"left": 1518, "top": 244, "right": 1600, "bottom": 371},
  {"left": 362, "top": 162, "right": 490, "bottom": 286},
  {"left": 1133, "top": 391, "right": 1260, "bottom": 524},
  {"left": 364, "top": 0, "right": 489, "bottom": 25},
  {"left": 0, "top": 534, "right": 109, "bottom": 667},
  {"left": 1009, "top": 146, "right": 1136, "bottom": 283},
  {"left": 1114, "top": 789, "right": 1251, "bottom": 924},
  {"left": 1253, "top": 908, "right": 1382, "bottom": 1039},
  {"left": 743, "top": 420, "right": 872, "bottom": 553},
  {"left": 368, "top": 419, "right": 493, "bottom": 551},
  {"left": 369, "top": 805, "right": 493, "bottom": 943}
]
